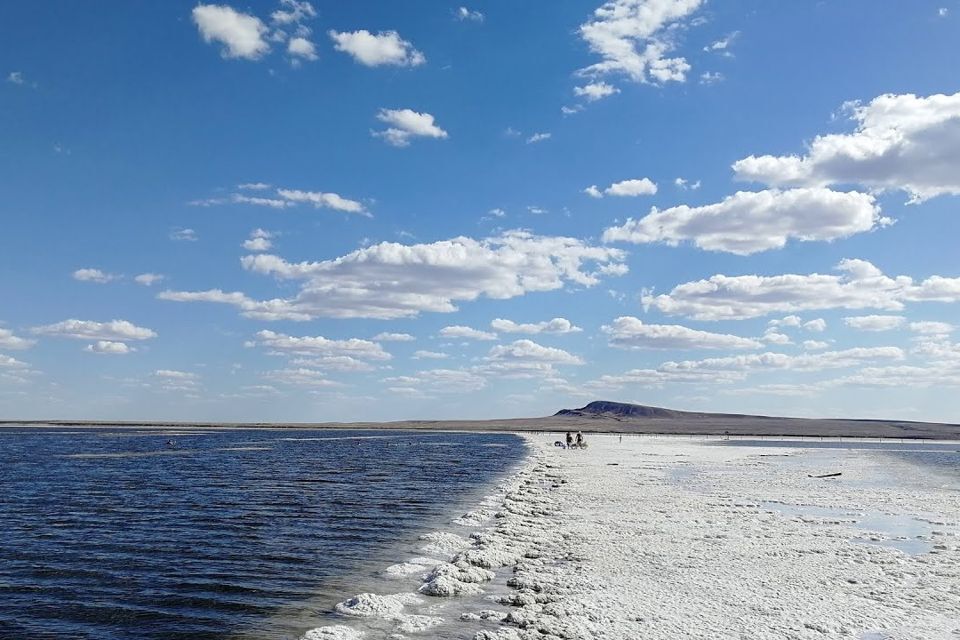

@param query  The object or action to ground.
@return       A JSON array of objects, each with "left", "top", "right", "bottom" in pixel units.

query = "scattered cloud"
[
  {"left": 526, "top": 206, "right": 548, "bottom": 215},
  {"left": 674, "top": 177, "right": 701, "bottom": 190},
  {"left": 243, "top": 228, "right": 274, "bottom": 252},
  {"left": 938, "top": 7, "right": 949, "bottom": 17},
  {"left": 329, "top": 30, "right": 425, "bottom": 67},
  {"left": 385, "top": 369, "right": 486, "bottom": 393},
  {"left": 134, "top": 273, "right": 165, "bottom": 286},
  {"left": 602, "top": 188, "right": 889, "bottom": 255},
  {"left": 803, "top": 318, "right": 827, "bottom": 332},
  {"left": 85, "top": 341, "right": 134, "bottom": 355},
  {"left": 271, "top": 0, "right": 316, "bottom": 25},
  {"left": 487, "top": 339, "right": 584, "bottom": 365},
  {"left": 586, "top": 177, "right": 657, "bottom": 198},
  {"left": 72, "top": 268, "right": 119, "bottom": 284},
  {"left": 373, "top": 332, "right": 415, "bottom": 342},
  {"left": 0, "top": 329, "right": 35, "bottom": 350},
  {"left": 574, "top": 82, "right": 620, "bottom": 101},
  {"left": 0, "top": 354, "right": 28, "bottom": 368},
  {"left": 699, "top": 71, "right": 724, "bottom": 85},
  {"left": 254, "top": 329, "right": 391, "bottom": 360},
  {"left": 162, "top": 230, "right": 628, "bottom": 320},
  {"left": 288, "top": 36, "right": 318, "bottom": 61},
  {"left": 490, "top": 317, "right": 582, "bottom": 335},
  {"left": 703, "top": 31, "right": 739, "bottom": 55},
  {"left": 194, "top": 188, "right": 366, "bottom": 215},
  {"left": 192, "top": 4, "right": 270, "bottom": 60},
  {"left": 733, "top": 91, "right": 960, "bottom": 202},
  {"left": 843, "top": 315, "right": 905, "bottom": 332},
  {"left": 577, "top": 0, "right": 705, "bottom": 86},
  {"left": 803, "top": 340, "right": 829, "bottom": 350},
  {"left": 526, "top": 132, "right": 552, "bottom": 144},
  {"left": 602, "top": 316, "right": 762, "bottom": 350},
  {"left": 264, "top": 368, "right": 341, "bottom": 389},
  {"left": 238, "top": 182, "right": 271, "bottom": 190},
  {"left": 7, "top": 71, "right": 24, "bottom": 85},
  {"left": 910, "top": 321, "right": 954, "bottom": 335},
  {"left": 170, "top": 228, "right": 198, "bottom": 242},
  {"left": 642, "top": 258, "right": 960, "bottom": 320},
  {"left": 455, "top": 7, "right": 484, "bottom": 22},
  {"left": 373, "top": 108, "right": 448, "bottom": 147},
  {"left": 412, "top": 350, "right": 448, "bottom": 360},
  {"left": 439, "top": 325, "right": 498, "bottom": 341},
  {"left": 32, "top": 319, "right": 157, "bottom": 342}
]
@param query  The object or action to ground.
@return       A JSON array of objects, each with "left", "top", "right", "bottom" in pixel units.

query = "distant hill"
[{"left": 555, "top": 400, "right": 759, "bottom": 420}]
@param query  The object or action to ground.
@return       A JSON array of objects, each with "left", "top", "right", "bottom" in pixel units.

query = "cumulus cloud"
[
  {"left": 243, "top": 229, "right": 274, "bottom": 252},
  {"left": 288, "top": 36, "right": 318, "bottom": 61},
  {"left": 7, "top": 71, "right": 25, "bottom": 85},
  {"left": 275, "top": 189, "right": 367, "bottom": 214},
  {"left": 843, "top": 315, "right": 905, "bottom": 332},
  {"left": 160, "top": 230, "right": 625, "bottom": 321},
  {"left": 578, "top": 0, "right": 704, "bottom": 86},
  {"left": 602, "top": 316, "right": 761, "bottom": 350},
  {"left": 385, "top": 369, "right": 486, "bottom": 393},
  {"left": 329, "top": 30, "right": 425, "bottom": 67},
  {"left": 487, "top": 339, "right": 584, "bottom": 365},
  {"left": 490, "top": 318, "right": 582, "bottom": 335},
  {"left": 642, "top": 259, "right": 960, "bottom": 321},
  {"left": 73, "top": 268, "right": 119, "bottom": 284},
  {"left": 574, "top": 82, "right": 620, "bottom": 101},
  {"left": 0, "top": 354, "right": 29, "bottom": 368},
  {"left": 412, "top": 350, "right": 448, "bottom": 360},
  {"left": 373, "top": 108, "right": 448, "bottom": 147},
  {"left": 439, "top": 325, "right": 497, "bottom": 341},
  {"left": 589, "top": 346, "right": 904, "bottom": 388},
  {"left": 909, "top": 321, "right": 954, "bottom": 335},
  {"left": 703, "top": 31, "right": 739, "bottom": 55},
  {"left": 85, "top": 341, "right": 133, "bottom": 355},
  {"left": 192, "top": 4, "right": 270, "bottom": 60},
  {"left": 674, "top": 177, "right": 701, "bottom": 190},
  {"left": 803, "top": 340, "right": 829, "bottom": 351},
  {"left": 264, "top": 368, "right": 342, "bottom": 389},
  {"left": 526, "top": 132, "right": 552, "bottom": 144},
  {"left": 588, "top": 177, "right": 658, "bottom": 199},
  {"left": 33, "top": 319, "right": 157, "bottom": 341},
  {"left": 271, "top": 0, "right": 316, "bottom": 25},
  {"left": 733, "top": 91, "right": 960, "bottom": 202},
  {"left": 602, "top": 188, "right": 889, "bottom": 255},
  {"left": 804, "top": 318, "right": 827, "bottom": 332},
  {"left": 134, "top": 273, "right": 165, "bottom": 286},
  {"left": 287, "top": 356, "right": 377, "bottom": 373},
  {"left": 253, "top": 329, "right": 391, "bottom": 360},
  {"left": 373, "top": 332, "right": 415, "bottom": 342},
  {"left": 0, "top": 329, "right": 35, "bottom": 350},
  {"left": 170, "top": 228, "right": 198, "bottom": 242}
]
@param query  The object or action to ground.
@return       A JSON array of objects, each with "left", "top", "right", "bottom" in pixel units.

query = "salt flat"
[{"left": 305, "top": 434, "right": 960, "bottom": 639}]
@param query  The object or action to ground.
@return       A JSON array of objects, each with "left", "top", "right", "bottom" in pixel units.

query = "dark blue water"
[{"left": 0, "top": 427, "right": 526, "bottom": 640}]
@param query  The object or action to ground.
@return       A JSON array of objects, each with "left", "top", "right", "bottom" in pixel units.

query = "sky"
[{"left": 2, "top": 1, "right": 959, "bottom": 423}]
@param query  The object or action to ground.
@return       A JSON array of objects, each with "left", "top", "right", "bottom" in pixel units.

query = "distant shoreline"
[{"left": 2, "top": 414, "right": 959, "bottom": 440}]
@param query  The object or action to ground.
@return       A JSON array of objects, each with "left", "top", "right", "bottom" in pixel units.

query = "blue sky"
[{"left": 2, "top": 1, "right": 959, "bottom": 423}]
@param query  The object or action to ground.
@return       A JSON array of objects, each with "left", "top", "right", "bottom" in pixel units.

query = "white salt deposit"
[
  {"left": 300, "top": 435, "right": 960, "bottom": 639},
  {"left": 300, "top": 624, "right": 364, "bottom": 640}
]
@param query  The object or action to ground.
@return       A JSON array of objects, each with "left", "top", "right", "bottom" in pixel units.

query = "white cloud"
[
  {"left": 439, "top": 325, "right": 497, "bottom": 341},
  {"left": 562, "top": 105, "right": 585, "bottom": 115},
  {"left": 271, "top": 0, "right": 316, "bottom": 25},
  {"left": 769, "top": 315, "right": 802, "bottom": 328},
  {"left": 578, "top": 0, "right": 704, "bottom": 85},
  {"left": 85, "top": 341, "right": 133, "bottom": 355},
  {"left": 238, "top": 182, "right": 271, "bottom": 190},
  {"left": 72, "top": 268, "right": 119, "bottom": 284},
  {"left": 7, "top": 71, "right": 24, "bottom": 85},
  {"left": 288, "top": 36, "right": 318, "bottom": 61},
  {"left": 803, "top": 340, "right": 829, "bottom": 351},
  {"left": 385, "top": 369, "right": 486, "bottom": 393},
  {"left": 703, "top": 31, "right": 739, "bottom": 54},
  {"left": 490, "top": 318, "right": 582, "bottom": 335},
  {"left": 526, "top": 132, "right": 552, "bottom": 144},
  {"left": 254, "top": 329, "right": 391, "bottom": 360},
  {"left": 587, "top": 177, "right": 658, "bottom": 198},
  {"left": 733, "top": 91, "right": 960, "bottom": 202},
  {"left": 0, "top": 354, "right": 28, "bottom": 368},
  {"left": 843, "top": 315, "right": 905, "bottom": 332},
  {"left": 487, "top": 339, "right": 584, "bottom": 365},
  {"left": 526, "top": 206, "right": 548, "bottom": 215},
  {"left": 803, "top": 318, "right": 827, "bottom": 332},
  {"left": 264, "top": 368, "right": 341, "bottom": 389},
  {"left": 275, "top": 189, "right": 367, "bottom": 215},
  {"left": 939, "top": 7, "right": 949, "bottom": 17},
  {"left": 0, "top": 329, "right": 35, "bottom": 350},
  {"left": 455, "top": 7, "right": 484, "bottom": 22},
  {"left": 574, "top": 82, "right": 620, "bottom": 101},
  {"left": 373, "top": 332, "right": 415, "bottom": 342},
  {"left": 412, "top": 350, "right": 448, "bottom": 360},
  {"left": 603, "top": 316, "right": 761, "bottom": 350},
  {"left": 134, "top": 273, "right": 165, "bottom": 286},
  {"left": 288, "top": 356, "right": 376, "bottom": 373},
  {"left": 243, "top": 228, "right": 274, "bottom": 252},
  {"left": 33, "top": 319, "right": 157, "bottom": 341},
  {"left": 674, "top": 177, "right": 701, "bottom": 190},
  {"left": 760, "top": 329, "right": 791, "bottom": 345},
  {"left": 699, "top": 71, "right": 724, "bottom": 85},
  {"left": 329, "top": 30, "right": 425, "bottom": 67},
  {"left": 192, "top": 4, "right": 270, "bottom": 60},
  {"left": 171, "top": 228, "right": 198, "bottom": 242},
  {"left": 590, "top": 347, "right": 905, "bottom": 388},
  {"left": 160, "top": 230, "right": 625, "bottom": 320},
  {"left": 373, "top": 108, "right": 448, "bottom": 147},
  {"left": 909, "top": 321, "right": 954, "bottom": 335},
  {"left": 642, "top": 258, "right": 960, "bottom": 320},
  {"left": 602, "top": 188, "right": 888, "bottom": 255}
]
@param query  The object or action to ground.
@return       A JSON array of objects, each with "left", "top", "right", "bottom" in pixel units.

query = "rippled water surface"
[{"left": 0, "top": 427, "right": 526, "bottom": 639}]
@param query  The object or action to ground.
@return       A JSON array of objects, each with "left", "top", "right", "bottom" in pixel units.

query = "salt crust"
[{"left": 303, "top": 436, "right": 960, "bottom": 639}]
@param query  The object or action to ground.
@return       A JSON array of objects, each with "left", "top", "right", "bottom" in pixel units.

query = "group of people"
[{"left": 565, "top": 431, "right": 585, "bottom": 449}]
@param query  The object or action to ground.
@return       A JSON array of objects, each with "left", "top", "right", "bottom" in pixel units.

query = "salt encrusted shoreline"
[{"left": 301, "top": 435, "right": 960, "bottom": 639}]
